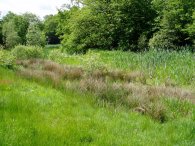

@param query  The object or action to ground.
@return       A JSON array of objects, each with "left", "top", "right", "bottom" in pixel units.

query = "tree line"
[{"left": 0, "top": 0, "right": 195, "bottom": 53}]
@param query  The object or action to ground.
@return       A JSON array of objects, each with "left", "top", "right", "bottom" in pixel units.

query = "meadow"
[
  {"left": 1, "top": 0, "right": 195, "bottom": 145},
  {"left": 0, "top": 46, "right": 195, "bottom": 145}
]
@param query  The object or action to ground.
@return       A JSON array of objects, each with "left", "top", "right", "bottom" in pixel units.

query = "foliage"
[
  {"left": 0, "top": 12, "right": 43, "bottom": 47},
  {"left": 11, "top": 15, "right": 29, "bottom": 45},
  {"left": 151, "top": 0, "right": 195, "bottom": 49},
  {"left": 12, "top": 45, "right": 44, "bottom": 59},
  {"left": 186, "top": 11, "right": 195, "bottom": 46},
  {"left": 1, "top": 1, "right": 195, "bottom": 51},
  {"left": 2, "top": 21, "right": 21, "bottom": 48},
  {"left": 43, "top": 15, "right": 60, "bottom": 44},
  {"left": 22, "top": 12, "right": 43, "bottom": 29},
  {"left": 26, "top": 24, "right": 45, "bottom": 47},
  {"left": 48, "top": 49, "right": 67, "bottom": 63},
  {"left": 149, "top": 31, "right": 177, "bottom": 49},
  {"left": 0, "top": 19, "right": 3, "bottom": 44},
  {"left": 48, "top": 49, "right": 82, "bottom": 65},
  {"left": 58, "top": 0, "right": 156, "bottom": 53},
  {"left": 0, "top": 50, "right": 15, "bottom": 68},
  {"left": 54, "top": 0, "right": 195, "bottom": 53}
]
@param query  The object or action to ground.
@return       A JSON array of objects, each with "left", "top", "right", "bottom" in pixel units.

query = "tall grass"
[
  {"left": 46, "top": 49, "right": 195, "bottom": 87},
  {"left": 1, "top": 67, "right": 195, "bottom": 146},
  {"left": 16, "top": 59, "right": 195, "bottom": 122},
  {"left": 98, "top": 49, "right": 195, "bottom": 86}
]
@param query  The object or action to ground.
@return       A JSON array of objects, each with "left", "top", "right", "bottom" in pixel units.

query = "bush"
[
  {"left": 12, "top": 45, "right": 44, "bottom": 59},
  {"left": 149, "top": 31, "right": 177, "bottom": 49},
  {"left": 0, "top": 45, "right": 4, "bottom": 50},
  {"left": 48, "top": 49, "right": 67, "bottom": 63},
  {"left": 0, "top": 50, "right": 15, "bottom": 68},
  {"left": 137, "top": 34, "right": 149, "bottom": 50}
]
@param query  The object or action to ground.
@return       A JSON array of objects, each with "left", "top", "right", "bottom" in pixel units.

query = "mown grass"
[{"left": 0, "top": 67, "right": 195, "bottom": 146}]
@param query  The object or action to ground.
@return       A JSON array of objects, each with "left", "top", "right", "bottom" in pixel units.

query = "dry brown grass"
[
  {"left": 63, "top": 67, "right": 83, "bottom": 80},
  {"left": 19, "top": 69, "right": 61, "bottom": 86},
  {"left": 123, "top": 83, "right": 194, "bottom": 100},
  {"left": 78, "top": 77, "right": 105, "bottom": 92},
  {"left": 107, "top": 70, "right": 124, "bottom": 81},
  {"left": 90, "top": 69, "right": 147, "bottom": 84},
  {"left": 91, "top": 69, "right": 108, "bottom": 80},
  {"left": 17, "top": 59, "right": 84, "bottom": 80},
  {"left": 0, "top": 79, "right": 13, "bottom": 85},
  {"left": 69, "top": 78, "right": 167, "bottom": 121},
  {"left": 42, "top": 61, "right": 63, "bottom": 73},
  {"left": 165, "top": 78, "right": 177, "bottom": 87},
  {"left": 16, "top": 59, "right": 44, "bottom": 69},
  {"left": 17, "top": 59, "right": 194, "bottom": 102},
  {"left": 123, "top": 71, "right": 146, "bottom": 84}
]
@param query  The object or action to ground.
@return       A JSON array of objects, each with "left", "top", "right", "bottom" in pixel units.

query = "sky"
[{"left": 1, "top": 0, "right": 70, "bottom": 18}]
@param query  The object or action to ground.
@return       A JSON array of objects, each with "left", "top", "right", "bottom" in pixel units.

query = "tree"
[
  {"left": 0, "top": 19, "right": 3, "bottom": 45},
  {"left": 26, "top": 23, "right": 45, "bottom": 46},
  {"left": 150, "top": 0, "right": 195, "bottom": 49},
  {"left": 2, "top": 21, "right": 21, "bottom": 48},
  {"left": 23, "top": 13, "right": 43, "bottom": 29},
  {"left": 1, "top": 12, "right": 41, "bottom": 45},
  {"left": 13, "top": 15, "right": 29, "bottom": 45},
  {"left": 186, "top": 11, "right": 195, "bottom": 46},
  {"left": 43, "top": 15, "right": 60, "bottom": 44},
  {"left": 59, "top": 0, "right": 156, "bottom": 53}
]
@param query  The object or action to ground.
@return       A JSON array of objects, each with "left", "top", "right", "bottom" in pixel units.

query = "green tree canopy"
[
  {"left": 149, "top": 0, "right": 195, "bottom": 49},
  {"left": 2, "top": 21, "right": 21, "bottom": 48},
  {"left": 59, "top": 0, "right": 156, "bottom": 53},
  {"left": 43, "top": 15, "right": 60, "bottom": 44},
  {"left": 26, "top": 24, "right": 45, "bottom": 47}
]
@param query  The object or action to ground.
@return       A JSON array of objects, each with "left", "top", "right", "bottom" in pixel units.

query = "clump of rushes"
[
  {"left": 17, "top": 59, "right": 84, "bottom": 80},
  {"left": 91, "top": 69, "right": 108, "bottom": 80},
  {"left": 76, "top": 78, "right": 167, "bottom": 122},
  {"left": 107, "top": 70, "right": 125, "bottom": 81},
  {"left": 123, "top": 71, "right": 146, "bottom": 84},
  {"left": 19, "top": 69, "right": 61, "bottom": 87}
]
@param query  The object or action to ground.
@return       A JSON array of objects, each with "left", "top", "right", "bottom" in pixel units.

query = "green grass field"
[{"left": 0, "top": 47, "right": 195, "bottom": 145}]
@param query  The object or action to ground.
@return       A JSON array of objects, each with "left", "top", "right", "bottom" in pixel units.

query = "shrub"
[
  {"left": 0, "top": 50, "right": 15, "bottom": 68},
  {"left": 48, "top": 49, "right": 66, "bottom": 63},
  {"left": 0, "top": 45, "right": 4, "bottom": 50},
  {"left": 12, "top": 45, "right": 44, "bottom": 59},
  {"left": 137, "top": 34, "right": 148, "bottom": 50},
  {"left": 149, "top": 31, "right": 177, "bottom": 49}
]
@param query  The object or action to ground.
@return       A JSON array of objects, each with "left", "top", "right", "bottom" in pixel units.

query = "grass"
[
  {"left": 47, "top": 49, "right": 195, "bottom": 87},
  {"left": 16, "top": 59, "right": 195, "bottom": 121},
  {"left": 1, "top": 47, "right": 195, "bottom": 145},
  {"left": 0, "top": 67, "right": 195, "bottom": 146}
]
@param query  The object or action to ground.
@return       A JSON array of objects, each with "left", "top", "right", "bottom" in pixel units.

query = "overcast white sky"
[{"left": 1, "top": 0, "right": 70, "bottom": 18}]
